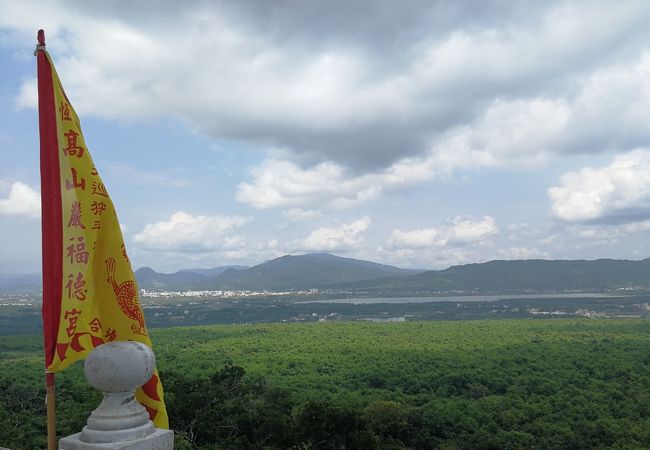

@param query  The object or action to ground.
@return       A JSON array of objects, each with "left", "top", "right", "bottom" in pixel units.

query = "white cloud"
[
  {"left": 390, "top": 228, "right": 443, "bottom": 249},
  {"left": 235, "top": 50, "right": 650, "bottom": 211},
  {"left": 446, "top": 216, "right": 498, "bottom": 245},
  {"left": 376, "top": 245, "right": 485, "bottom": 271},
  {"left": 565, "top": 52, "right": 650, "bottom": 152},
  {"left": 390, "top": 216, "right": 497, "bottom": 249},
  {"left": 445, "top": 98, "right": 570, "bottom": 166},
  {"left": 0, "top": 182, "right": 40, "bottom": 218},
  {"left": 133, "top": 211, "right": 247, "bottom": 252},
  {"left": 621, "top": 220, "right": 650, "bottom": 234},
  {"left": 528, "top": 219, "right": 650, "bottom": 259},
  {"left": 236, "top": 154, "right": 455, "bottom": 210},
  {"left": 569, "top": 220, "right": 650, "bottom": 243},
  {"left": 499, "top": 247, "right": 550, "bottom": 260},
  {"left": 5, "top": 0, "right": 650, "bottom": 174},
  {"left": 282, "top": 208, "right": 323, "bottom": 222},
  {"left": 235, "top": 45, "right": 650, "bottom": 210},
  {"left": 236, "top": 159, "right": 383, "bottom": 209},
  {"left": 431, "top": 47, "right": 650, "bottom": 168},
  {"left": 549, "top": 149, "right": 650, "bottom": 223},
  {"left": 294, "top": 217, "right": 371, "bottom": 252}
]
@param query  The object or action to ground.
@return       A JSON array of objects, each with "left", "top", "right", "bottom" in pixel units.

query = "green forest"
[{"left": 2, "top": 319, "right": 650, "bottom": 449}]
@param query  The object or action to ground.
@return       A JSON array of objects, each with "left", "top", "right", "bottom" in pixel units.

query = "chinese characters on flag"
[{"left": 38, "top": 49, "right": 168, "bottom": 428}]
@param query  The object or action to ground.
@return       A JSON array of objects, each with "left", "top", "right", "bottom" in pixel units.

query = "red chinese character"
[
  {"left": 65, "top": 272, "right": 87, "bottom": 300},
  {"left": 62, "top": 130, "right": 84, "bottom": 158},
  {"left": 88, "top": 318, "right": 102, "bottom": 333},
  {"left": 90, "top": 166, "right": 99, "bottom": 176},
  {"left": 67, "top": 201, "right": 85, "bottom": 229},
  {"left": 92, "top": 220, "right": 101, "bottom": 230},
  {"left": 66, "top": 237, "right": 90, "bottom": 265},
  {"left": 59, "top": 102, "right": 71, "bottom": 121},
  {"left": 64, "top": 308, "right": 81, "bottom": 337},
  {"left": 91, "top": 181, "right": 108, "bottom": 197},
  {"left": 121, "top": 243, "right": 130, "bottom": 264},
  {"left": 105, "top": 328, "right": 117, "bottom": 342},
  {"left": 90, "top": 201, "right": 106, "bottom": 215},
  {"left": 65, "top": 168, "right": 86, "bottom": 191}
]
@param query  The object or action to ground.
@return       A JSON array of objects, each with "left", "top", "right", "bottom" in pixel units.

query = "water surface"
[{"left": 300, "top": 293, "right": 625, "bottom": 305}]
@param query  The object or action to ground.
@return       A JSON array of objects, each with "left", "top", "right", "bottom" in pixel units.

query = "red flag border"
[{"left": 38, "top": 49, "right": 63, "bottom": 369}]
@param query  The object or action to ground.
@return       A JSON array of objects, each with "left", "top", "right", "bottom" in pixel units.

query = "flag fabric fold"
[{"left": 37, "top": 37, "right": 168, "bottom": 428}]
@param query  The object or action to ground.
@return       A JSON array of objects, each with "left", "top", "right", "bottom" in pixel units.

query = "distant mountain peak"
[{"left": 134, "top": 253, "right": 418, "bottom": 291}]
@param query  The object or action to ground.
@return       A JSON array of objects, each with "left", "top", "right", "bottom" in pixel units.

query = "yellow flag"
[{"left": 38, "top": 46, "right": 168, "bottom": 428}]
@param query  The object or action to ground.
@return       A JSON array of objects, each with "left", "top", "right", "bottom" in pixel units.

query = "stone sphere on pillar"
[{"left": 84, "top": 341, "right": 156, "bottom": 393}]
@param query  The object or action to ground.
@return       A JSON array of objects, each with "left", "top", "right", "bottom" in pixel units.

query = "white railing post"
[{"left": 58, "top": 342, "right": 173, "bottom": 449}]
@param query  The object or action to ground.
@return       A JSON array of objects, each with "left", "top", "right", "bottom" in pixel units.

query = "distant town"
[{"left": 139, "top": 288, "right": 322, "bottom": 299}]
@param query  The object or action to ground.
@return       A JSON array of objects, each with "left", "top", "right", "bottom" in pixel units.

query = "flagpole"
[
  {"left": 36, "top": 28, "right": 62, "bottom": 450},
  {"left": 46, "top": 372, "right": 56, "bottom": 450}
]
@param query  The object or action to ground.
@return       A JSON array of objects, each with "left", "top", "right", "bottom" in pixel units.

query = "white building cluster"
[{"left": 140, "top": 288, "right": 317, "bottom": 299}]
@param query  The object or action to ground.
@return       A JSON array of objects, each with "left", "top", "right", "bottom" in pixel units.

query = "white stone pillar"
[{"left": 58, "top": 342, "right": 173, "bottom": 450}]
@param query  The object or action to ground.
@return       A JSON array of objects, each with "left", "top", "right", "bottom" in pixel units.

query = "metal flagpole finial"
[{"left": 35, "top": 29, "right": 46, "bottom": 55}]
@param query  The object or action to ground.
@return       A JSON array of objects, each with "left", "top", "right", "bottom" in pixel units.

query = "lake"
[{"left": 299, "top": 292, "right": 626, "bottom": 305}]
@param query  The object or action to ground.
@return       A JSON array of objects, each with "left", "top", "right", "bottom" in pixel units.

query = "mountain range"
[
  {"left": 135, "top": 253, "right": 419, "bottom": 291},
  {"left": 336, "top": 258, "right": 650, "bottom": 292},
  {"left": 2, "top": 254, "right": 650, "bottom": 294}
]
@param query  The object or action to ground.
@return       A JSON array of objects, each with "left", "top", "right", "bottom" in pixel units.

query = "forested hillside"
[
  {"left": 2, "top": 319, "right": 650, "bottom": 449},
  {"left": 135, "top": 253, "right": 419, "bottom": 291},
  {"left": 137, "top": 257, "right": 650, "bottom": 292},
  {"left": 343, "top": 258, "right": 650, "bottom": 292}
]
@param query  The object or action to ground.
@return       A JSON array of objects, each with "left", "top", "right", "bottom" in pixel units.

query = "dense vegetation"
[{"left": 2, "top": 319, "right": 650, "bottom": 448}]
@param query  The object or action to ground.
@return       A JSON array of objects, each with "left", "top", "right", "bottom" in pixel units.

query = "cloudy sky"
[{"left": 2, "top": 0, "right": 650, "bottom": 273}]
